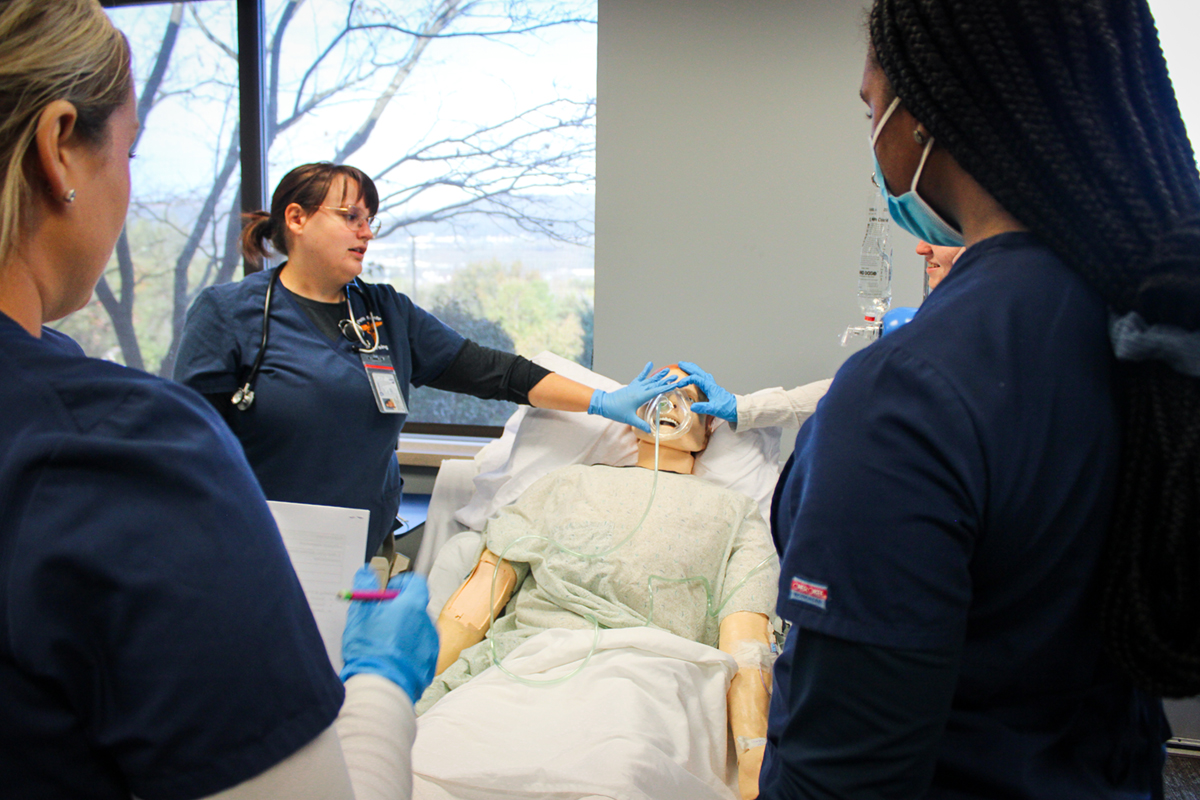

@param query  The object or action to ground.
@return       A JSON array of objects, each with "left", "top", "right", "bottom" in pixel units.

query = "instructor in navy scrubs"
[{"left": 176, "top": 162, "right": 673, "bottom": 560}]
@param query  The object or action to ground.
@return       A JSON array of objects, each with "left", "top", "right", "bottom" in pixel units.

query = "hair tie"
[
  {"left": 1129, "top": 214, "right": 1200, "bottom": 329},
  {"left": 241, "top": 209, "right": 273, "bottom": 234},
  {"left": 1111, "top": 216, "right": 1200, "bottom": 375},
  {"left": 1110, "top": 312, "right": 1200, "bottom": 378}
]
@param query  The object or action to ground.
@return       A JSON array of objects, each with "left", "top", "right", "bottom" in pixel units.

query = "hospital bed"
[{"left": 409, "top": 353, "right": 784, "bottom": 800}]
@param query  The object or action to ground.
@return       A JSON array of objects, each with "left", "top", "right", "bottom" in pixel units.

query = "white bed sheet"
[
  {"left": 411, "top": 627, "right": 740, "bottom": 800},
  {"left": 413, "top": 458, "right": 476, "bottom": 577}
]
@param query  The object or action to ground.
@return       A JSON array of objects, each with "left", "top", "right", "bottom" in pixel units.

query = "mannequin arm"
[
  {"left": 719, "top": 611, "right": 773, "bottom": 800},
  {"left": 434, "top": 548, "right": 518, "bottom": 675}
]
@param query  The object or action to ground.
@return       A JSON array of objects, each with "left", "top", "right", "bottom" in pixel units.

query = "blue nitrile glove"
[
  {"left": 676, "top": 361, "right": 738, "bottom": 423},
  {"left": 588, "top": 361, "right": 682, "bottom": 433},
  {"left": 340, "top": 567, "right": 438, "bottom": 703},
  {"left": 881, "top": 306, "right": 918, "bottom": 337}
]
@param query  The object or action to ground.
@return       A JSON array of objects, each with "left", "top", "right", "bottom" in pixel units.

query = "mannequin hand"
[
  {"left": 340, "top": 567, "right": 438, "bottom": 703},
  {"left": 676, "top": 361, "right": 738, "bottom": 422},
  {"left": 737, "top": 744, "right": 765, "bottom": 800},
  {"left": 588, "top": 361, "right": 681, "bottom": 433}
]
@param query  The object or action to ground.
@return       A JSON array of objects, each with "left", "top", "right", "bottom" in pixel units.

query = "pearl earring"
[{"left": 64, "top": 189, "right": 76, "bottom": 204}]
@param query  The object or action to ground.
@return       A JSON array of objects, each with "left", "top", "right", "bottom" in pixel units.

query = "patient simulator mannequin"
[{"left": 420, "top": 367, "right": 777, "bottom": 799}]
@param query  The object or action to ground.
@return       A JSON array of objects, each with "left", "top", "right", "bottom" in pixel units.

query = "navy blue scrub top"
[
  {"left": 0, "top": 312, "right": 343, "bottom": 800},
  {"left": 174, "top": 268, "right": 465, "bottom": 559},
  {"left": 765, "top": 233, "right": 1167, "bottom": 798}
]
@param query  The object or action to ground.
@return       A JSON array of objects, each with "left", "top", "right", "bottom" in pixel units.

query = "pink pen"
[{"left": 338, "top": 589, "right": 399, "bottom": 601}]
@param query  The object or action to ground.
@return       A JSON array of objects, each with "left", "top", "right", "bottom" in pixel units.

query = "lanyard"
[{"left": 232, "top": 268, "right": 383, "bottom": 411}]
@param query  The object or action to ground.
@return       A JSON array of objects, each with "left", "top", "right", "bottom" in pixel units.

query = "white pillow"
[{"left": 454, "top": 353, "right": 782, "bottom": 530}]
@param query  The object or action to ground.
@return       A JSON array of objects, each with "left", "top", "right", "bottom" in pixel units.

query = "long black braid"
[{"left": 870, "top": 0, "right": 1200, "bottom": 697}]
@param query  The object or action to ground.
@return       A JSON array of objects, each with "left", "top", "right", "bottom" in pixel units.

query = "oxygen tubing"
[{"left": 481, "top": 404, "right": 775, "bottom": 686}]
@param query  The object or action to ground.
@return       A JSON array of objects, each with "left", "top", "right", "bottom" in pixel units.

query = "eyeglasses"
[{"left": 321, "top": 205, "right": 381, "bottom": 235}]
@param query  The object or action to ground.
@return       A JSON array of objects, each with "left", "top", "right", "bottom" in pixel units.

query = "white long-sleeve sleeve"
[
  {"left": 195, "top": 674, "right": 417, "bottom": 800},
  {"left": 335, "top": 674, "right": 419, "bottom": 800},
  {"left": 733, "top": 380, "right": 833, "bottom": 431}
]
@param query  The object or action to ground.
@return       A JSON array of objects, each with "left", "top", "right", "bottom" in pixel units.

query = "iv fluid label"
[{"left": 859, "top": 211, "right": 889, "bottom": 288}]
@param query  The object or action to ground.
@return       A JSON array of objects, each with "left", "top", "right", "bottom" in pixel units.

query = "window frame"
[{"left": 103, "top": 0, "right": 268, "bottom": 224}]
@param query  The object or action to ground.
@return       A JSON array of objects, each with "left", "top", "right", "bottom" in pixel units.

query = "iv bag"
[
  {"left": 858, "top": 183, "right": 893, "bottom": 319},
  {"left": 842, "top": 178, "right": 894, "bottom": 346}
]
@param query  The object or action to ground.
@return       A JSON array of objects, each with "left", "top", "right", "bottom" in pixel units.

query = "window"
[{"left": 83, "top": 0, "right": 596, "bottom": 433}]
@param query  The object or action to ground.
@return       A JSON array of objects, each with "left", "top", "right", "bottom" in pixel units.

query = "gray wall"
[{"left": 594, "top": 0, "right": 926, "bottom": 436}]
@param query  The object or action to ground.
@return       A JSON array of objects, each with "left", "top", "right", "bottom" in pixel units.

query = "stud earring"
[
  {"left": 913, "top": 129, "right": 928, "bottom": 145},
  {"left": 64, "top": 189, "right": 76, "bottom": 204}
]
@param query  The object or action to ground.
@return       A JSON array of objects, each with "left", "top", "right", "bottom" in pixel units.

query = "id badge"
[{"left": 360, "top": 352, "right": 408, "bottom": 414}]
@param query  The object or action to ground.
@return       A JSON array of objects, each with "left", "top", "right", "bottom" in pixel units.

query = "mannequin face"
[{"left": 633, "top": 366, "right": 712, "bottom": 454}]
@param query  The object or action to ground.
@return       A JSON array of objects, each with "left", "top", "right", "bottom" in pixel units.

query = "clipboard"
[{"left": 267, "top": 500, "right": 369, "bottom": 671}]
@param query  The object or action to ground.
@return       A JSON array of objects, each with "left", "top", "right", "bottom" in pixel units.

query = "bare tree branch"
[
  {"left": 346, "top": 17, "right": 594, "bottom": 39},
  {"left": 188, "top": 3, "right": 237, "bottom": 60},
  {"left": 216, "top": 187, "right": 247, "bottom": 283},
  {"left": 94, "top": 231, "right": 146, "bottom": 371},
  {"left": 160, "top": 122, "right": 241, "bottom": 378},
  {"left": 134, "top": 3, "right": 183, "bottom": 145},
  {"left": 110, "top": 0, "right": 597, "bottom": 377},
  {"left": 100, "top": 3, "right": 183, "bottom": 368},
  {"left": 364, "top": 97, "right": 594, "bottom": 242},
  {"left": 267, "top": 0, "right": 307, "bottom": 140}
]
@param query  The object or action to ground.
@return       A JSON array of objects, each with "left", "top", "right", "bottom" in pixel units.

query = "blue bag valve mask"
[{"left": 869, "top": 96, "right": 965, "bottom": 248}]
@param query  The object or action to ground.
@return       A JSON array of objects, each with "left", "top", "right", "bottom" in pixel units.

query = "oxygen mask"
[{"left": 636, "top": 390, "right": 694, "bottom": 441}]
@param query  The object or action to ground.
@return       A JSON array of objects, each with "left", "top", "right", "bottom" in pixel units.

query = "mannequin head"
[{"left": 633, "top": 365, "right": 713, "bottom": 474}]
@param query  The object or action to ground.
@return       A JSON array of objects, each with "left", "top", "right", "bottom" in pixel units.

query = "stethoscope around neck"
[{"left": 231, "top": 265, "right": 380, "bottom": 411}]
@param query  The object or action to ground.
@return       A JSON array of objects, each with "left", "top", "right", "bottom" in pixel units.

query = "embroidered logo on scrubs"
[
  {"left": 789, "top": 576, "right": 828, "bottom": 611},
  {"left": 355, "top": 314, "right": 383, "bottom": 337}
]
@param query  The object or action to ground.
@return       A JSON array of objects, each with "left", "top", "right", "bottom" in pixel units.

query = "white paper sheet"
[{"left": 268, "top": 500, "right": 369, "bottom": 671}]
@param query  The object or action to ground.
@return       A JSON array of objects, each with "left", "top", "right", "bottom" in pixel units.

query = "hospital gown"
[{"left": 418, "top": 463, "right": 778, "bottom": 713}]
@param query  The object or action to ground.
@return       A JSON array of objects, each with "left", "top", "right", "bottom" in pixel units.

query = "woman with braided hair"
[{"left": 760, "top": 0, "right": 1197, "bottom": 797}]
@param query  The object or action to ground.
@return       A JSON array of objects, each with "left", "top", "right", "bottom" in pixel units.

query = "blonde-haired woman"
[{"left": 0, "top": 2, "right": 437, "bottom": 798}]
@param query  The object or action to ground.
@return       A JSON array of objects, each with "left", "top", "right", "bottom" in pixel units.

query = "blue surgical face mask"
[{"left": 869, "top": 97, "right": 965, "bottom": 247}]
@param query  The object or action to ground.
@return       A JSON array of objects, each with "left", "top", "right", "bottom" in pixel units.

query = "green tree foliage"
[
  {"left": 407, "top": 298, "right": 519, "bottom": 426},
  {"left": 406, "top": 260, "right": 593, "bottom": 426},
  {"left": 427, "top": 260, "right": 584, "bottom": 362}
]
